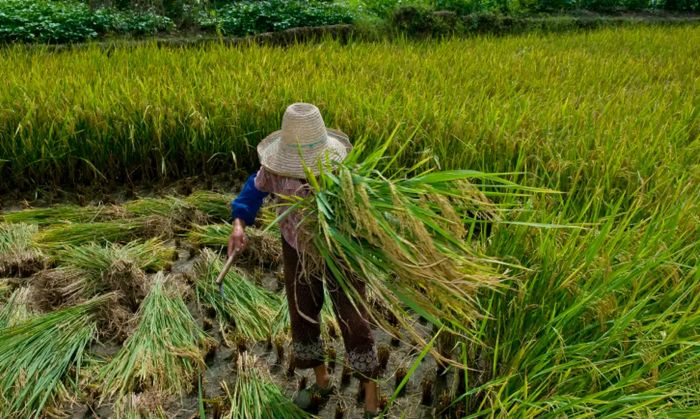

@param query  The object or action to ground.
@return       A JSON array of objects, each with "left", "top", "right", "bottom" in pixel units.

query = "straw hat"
[{"left": 257, "top": 103, "right": 352, "bottom": 179}]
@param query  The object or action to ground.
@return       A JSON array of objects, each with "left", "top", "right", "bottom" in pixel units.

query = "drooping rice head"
[
  {"left": 222, "top": 353, "right": 310, "bottom": 419},
  {"left": 0, "top": 286, "right": 37, "bottom": 328},
  {"left": 185, "top": 191, "right": 232, "bottom": 223},
  {"left": 0, "top": 223, "right": 44, "bottom": 276},
  {"left": 0, "top": 294, "right": 110, "bottom": 418},
  {"left": 188, "top": 223, "right": 282, "bottom": 267},
  {"left": 0, "top": 204, "right": 117, "bottom": 226},
  {"left": 100, "top": 273, "right": 214, "bottom": 401},
  {"left": 194, "top": 249, "right": 281, "bottom": 343},
  {"left": 292, "top": 136, "right": 545, "bottom": 353}
]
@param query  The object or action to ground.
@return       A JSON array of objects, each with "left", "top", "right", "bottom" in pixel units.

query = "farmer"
[{"left": 228, "top": 103, "right": 380, "bottom": 417}]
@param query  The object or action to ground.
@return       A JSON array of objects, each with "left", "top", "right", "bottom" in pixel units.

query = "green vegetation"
[
  {"left": 0, "top": 295, "right": 109, "bottom": 418},
  {"left": 99, "top": 273, "right": 213, "bottom": 400},
  {"left": 223, "top": 353, "right": 310, "bottom": 419}
]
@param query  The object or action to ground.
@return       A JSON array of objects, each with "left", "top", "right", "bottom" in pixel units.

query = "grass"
[
  {"left": 0, "top": 294, "right": 110, "bottom": 418},
  {"left": 222, "top": 353, "right": 310, "bottom": 419},
  {"left": 99, "top": 273, "right": 213, "bottom": 401},
  {"left": 194, "top": 249, "right": 282, "bottom": 343}
]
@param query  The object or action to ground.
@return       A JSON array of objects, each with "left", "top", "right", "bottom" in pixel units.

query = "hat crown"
[{"left": 280, "top": 103, "right": 328, "bottom": 148}]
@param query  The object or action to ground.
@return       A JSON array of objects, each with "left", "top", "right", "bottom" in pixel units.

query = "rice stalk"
[
  {"left": 286, "top": 135, "right": 548, "bottom": 353},
  {"left": 185, "top": 191, "right": 232, "bottom": 222},
  {"left": 112, "top": 392, "right": 169, "bottom": 418},
  {"left": 0, "top": 223, "right": 44, "bottom": 276},
  {"left": 0, "top": 204, "right": 117, "bottom": 226},
  {"left": 53, "top": 239, "right": 176, "bottom": 274},
  {"left": 0, "top": 294, "right": 111, "bottom": 418},
  {"left": 99, "top": 273, "right": 214, "bottom": 401},
  {"left": 188, "top": 223, "right": 282, "bottom": 267},
  {"left": 222, "top": 353, "right": 311, "bottom": 419},
  {"left": 194, "top": 249, "right": 281, "bottom": 343},
  {"left": 0, "top": 286, "right": 36, "bottom": 328},
  {"left": 33, "top": 216, "right": 171, "bottom": 249}
]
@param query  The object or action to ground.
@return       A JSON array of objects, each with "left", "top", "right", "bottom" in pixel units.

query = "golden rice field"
[{"left": 0, "top": 25, "right": 699, "bottom": 417}]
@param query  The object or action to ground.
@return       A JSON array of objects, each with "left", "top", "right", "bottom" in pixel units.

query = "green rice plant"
[
  {"left": 222, "top": 353, "right": 310, "bottom": 419},
  {"left": 194, "top": 249, "right": 281, "bottom": 343},
  {"left": 0, "top": 204, "right": 116, "bottom": 226},
  {"left": 122, "top": 196, "right": 188, "bottom": 218},
  {"left": 0, "top": 294, "right": 110, "bottom": 418},
  {"left": 33, "top": 217, "right": 171, "bottom": 249},
  {"left": 282, "top": 135, "right": 544, "bottom": 351},
  {"left": 100, "top": 273, "right": 214, "bottom": 401},
  {"left": 0, "top": 222, "right": 44, "bottom": 275},
  {"left": 184, "top": 191, "right": 232, "bottom": 222},
  {"left": 188, "top": 223, "right": 281, "bottom": 266},
  {"left": 0, "top": 286, "right": 36, "bottom": 328},
  {"left": 53, "top": 239, "right": 176, "bottom": 274}
]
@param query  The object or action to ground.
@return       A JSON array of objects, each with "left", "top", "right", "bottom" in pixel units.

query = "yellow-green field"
[{"left": 0, "top": 25, "right": 699, "bottom": 417}]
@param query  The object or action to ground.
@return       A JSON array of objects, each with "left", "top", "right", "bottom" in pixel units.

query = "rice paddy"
[{"left": 0, "top": 24, "right": 698, "bottom": 418}]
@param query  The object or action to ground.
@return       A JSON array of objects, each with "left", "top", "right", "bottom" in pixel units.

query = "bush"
[
  {"left": 0, "top": 0, "right": 173, "bottom": 43},
  {"left": 200, "top": 0, "right": 355, "bottom": 36}
]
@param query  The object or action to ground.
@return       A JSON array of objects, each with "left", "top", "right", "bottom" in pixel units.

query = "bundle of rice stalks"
[
  {"left": 33, "top": 217, "right": 172, "bottom": 249},
  {"left": 188, "top": 223, "right": 282, "bottom": 267},
  {"left": 0, "top": 278, "right": 11, "bottom": 298},
  {"left": 185, "top": 191, "right": 231, "bottom": 222},
  {"left": 287, "top": 137, "right": 546, "bottom": 351},
  {"left": 222, "top": 353, "right": 310, "bottom": 419},
  {"left": 0, "top": 204, "right": 115, "bottom": 226},
  {"left": 123, "top": 196, "right": 208, "bottom": 232},
  {"left": 0, "top": 294, "right": 111, "bottom": 418},
  {"left": 0, "top": 286, "right": 37, "bottom": 328},
  {"left": 194, "top": 250, "right": 281, "bottom": 343},
  {"left": 53, "top": 239, "right": 176, "bottom": 274},
  {"left": 100, "top": 273, "right": 213, "bottom": 400},
  {"left": 0, "top": 223, "right": 44, "bottom": 276},
  {"left": 111, "top": 392, "right": 169, "bottom": 418}
]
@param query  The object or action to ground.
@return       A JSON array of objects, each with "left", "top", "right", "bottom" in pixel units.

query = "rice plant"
[
  {"left": 194, "top": 249, "right": 281, "bottom": 343},
  {"left": 33, "top": 217, "right": 171, "bottom": 249},
  {"left": 0, "top": 222, "right": 44, "bottom": 275},
  {"left": 188, "top": 223, "right": 282, "bottom": 266},
  {"left": 222, "top": 353, "right": 310, "bottom": 419},
  {"left": 0, "top": 286, "right": 36, "bottom": 328},
  {"left": 0, "top": 204, "right": 115, "bottom": 225},
  {"left": 53, "top": 239, "right": 176, "bottom": 274},
  {"left": 0, "top": 294, "right": 110, "bottom": 418},
  {"left": 100, "top": 273, "right": 214, "bottom": 400},
  {"left": 185, "top": 191, "right": 232, "bottom": 222}
]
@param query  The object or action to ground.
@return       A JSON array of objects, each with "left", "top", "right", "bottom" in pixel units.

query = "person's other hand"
[{"left": 228, "top": 218, "right": 248, "bottom": 257}]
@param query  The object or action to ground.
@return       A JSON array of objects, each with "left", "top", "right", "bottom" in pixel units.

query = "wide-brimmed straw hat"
[{"left": 257, "top": 103, "right": 352, "bottom": 179}]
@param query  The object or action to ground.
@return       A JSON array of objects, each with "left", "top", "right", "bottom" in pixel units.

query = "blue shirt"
[{"left": 230, "top": 172, "right": 269, "bottom": 225}]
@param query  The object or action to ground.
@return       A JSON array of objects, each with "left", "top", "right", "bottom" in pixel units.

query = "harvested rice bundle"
[
  {"left": 0, "top": 278, "right": 11, "bottom": 298},
  {"left": 33, "top": 216, "right": 171, "bottom": 249},
  {"left": 53, "top": 239, "right": 176, "bottom": 274},
  {"left": 0, "top": 286, "right": 36, "bottom": 328},
  {"left": 287, "top": 137, "right": 543, "bottom": 349},
  {"left": 0, "top": 204, "right": 115, "bottom": 226},
  {"left": 194, "top": 249, "right": 281, "bottom": 343},
  {"left": 0, "top": 294, "right": 110, "bottom": 418},
  {"left": 188, "top": 223, "right": 282, "bottom": 267},
  {"left": 223, "top": 353, "right": 310, "bottom": 419},
  {"left": 0, "top": 223, "right": 44, "bottom": 276},
  {"left": 185, "top": 191, "right": 232, "bottom": 222},
  {"left": 100, "top": 273, "right": 214, "bottom": 400},
  {"left": 123, "top": 196, "right": 208, "bottom": 232},
  {"left": 112, "top": 392, "right": 169, "bottom": 418}
]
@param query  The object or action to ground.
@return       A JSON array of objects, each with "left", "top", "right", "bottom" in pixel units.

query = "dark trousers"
[{"left": 282, "top": 238, "right": 378, "bottom": 379}]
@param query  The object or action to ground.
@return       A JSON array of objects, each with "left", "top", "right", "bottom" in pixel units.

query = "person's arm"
[{"left": 228, "top": 171, "right": 269, "bottom": 256}]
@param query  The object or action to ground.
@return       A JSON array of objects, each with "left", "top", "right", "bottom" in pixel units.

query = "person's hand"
[{"left": 228, "top": 218, "right": 248, "bottom": 257}]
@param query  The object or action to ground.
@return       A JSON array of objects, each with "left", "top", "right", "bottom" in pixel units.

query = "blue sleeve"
[{"left": 230, "top": 173, "right": 269, "bottom": 225}]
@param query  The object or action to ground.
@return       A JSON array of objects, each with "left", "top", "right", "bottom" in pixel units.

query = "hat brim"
[{"left": 257, "top": 128, "right": 352, "bottom": 179}]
